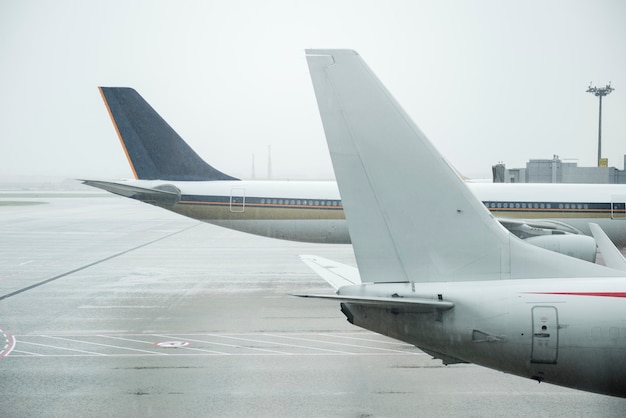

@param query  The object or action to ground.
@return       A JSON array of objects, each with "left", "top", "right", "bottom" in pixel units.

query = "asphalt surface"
[{"left": 1, "top": 193, "right": 625, "bottom": 417}]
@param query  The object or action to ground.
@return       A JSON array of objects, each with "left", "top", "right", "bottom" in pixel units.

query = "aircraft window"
[
  {"left": 577, "top": 204, "right": 583, "bottom": 210},
  {"left": 521, "top": 203, "right": 526, "bottom": 208},
  {"left": 497, "top": 203, "right": 502, "bottom": 208},
  {"left": 584, "top": 204, "right": 589, "bottom": 210},
  {"left": 540, "top": 204, "right": 545, "bottom": 209},
  {"left": 533, "top": 203, "right": 539, "bottom": 209},
  {"left": 308, "top": 200, "right": 313, "bottom": 206},
  {"left": 272, "top": 199, "right": 278, "bottom": 205},
  {"left": 565, "top": 204, "right": 570, "bottom": 209},
  {"left": 503, "top": 203, "right": 508, "bottom": 208},
  {"left": 515, "top": 203, "right": 520, "bottom": 208},
  {"left": 290, "top": 200, "right": 295, "bottom": 205},
  {"left": 261, "top": 199, "right": 265, "bottom": 204},
  {"left": 314, "top": 201, "right": 319, "bottom": 206},
  {"left": 278, "top": 199, "right": 283, "bottom": 205},
  {"left": 546, "top": 204, "right": 551, "bottom": 209},
  {"left": 489, "top": 203, "right": 494, "bottom": 208},
  {"left": 559, "top": 204, "right": 563, "bottom": 209}
]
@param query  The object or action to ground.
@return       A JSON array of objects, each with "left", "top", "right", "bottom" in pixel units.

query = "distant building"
[{"left": 493, "top": 155, "right": 626, "bottom": 183}]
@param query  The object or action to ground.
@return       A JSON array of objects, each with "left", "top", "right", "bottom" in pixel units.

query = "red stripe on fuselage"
[{"left": 524, "top": 292, "right": 626, "bottom": 298}]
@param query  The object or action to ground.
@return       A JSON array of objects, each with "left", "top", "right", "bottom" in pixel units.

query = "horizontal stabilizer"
[
  {"left": 294, "top": 293, "right": 454, "bottom": 313},
  {"left": 589, "top": 223, "right": 626, "bottom": 272},
  {"left": 81, "top": 180, "right": 180, "bottom": 205},
  {"left": 299, "top": 255, "right": 360, "bottom": 289}
]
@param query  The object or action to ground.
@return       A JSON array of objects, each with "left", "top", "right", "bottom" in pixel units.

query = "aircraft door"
[
  {"left": 230, "top": 187, "right": 245, "bottom": 213},
  {"left": 611, "top": 195, "right": 626, "bottom": 219},
  {"left": 531, "top": 306, "right": 558, "bottom": 364}
]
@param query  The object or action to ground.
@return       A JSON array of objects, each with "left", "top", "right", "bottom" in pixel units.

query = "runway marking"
[
  {"left": 0, "top": 327, "right": 15, "bottom": 359},
  {"left": 6, "top": 352, "right": 419, "bottom": 358},
  {"left": 6, "top": 332, "right": 422, "bottom": 358},
  {"left": 189, "top": 333, "right": 355, "bottom": 354},
  {"left": 9, "top": 349, "right": 43, "bottom": 356},
  {"left": 101, "top": 334, "right": 231, "bottom": 355},
  {"left": 18, "top": 340, "right": 106, "bottom": 356},
  {"left": 41, "top": 335, "right": 166, "bottom": 355},
  {"left": 155, "top": 341, "right": 191, "bottom": 348},
  {"left": 154, "top": 334, "right": 291, "bottom": 355},
  {"left": 262, "top": 333, "right": 420, "bottom": 354},
  {"left": 78, "top": 305, "right": 165, "bottom": 309},
  {"left": 318, "top": 333, "right": 417, "bottom": 347},
  {"left": 0, "top": 223, "right": 200, "bottom": 301},
  {"left": 99, "top": 335, "right": 162, "bottom": 344}
]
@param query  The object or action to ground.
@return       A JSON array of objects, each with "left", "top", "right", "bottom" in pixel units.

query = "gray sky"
[{"left": 1, "top": 0, "right": 625, "bottom": 181}]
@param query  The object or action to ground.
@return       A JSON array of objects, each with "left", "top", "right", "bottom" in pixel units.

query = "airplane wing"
[
  {"left": 299, "top": 255, "right": 361, "bottom": 289},
  {"left": 589, "top": 223, "right": 626, "bottom": 272},
  {"left": 81, "top": 180, "right": 180, "bottom": 205}
]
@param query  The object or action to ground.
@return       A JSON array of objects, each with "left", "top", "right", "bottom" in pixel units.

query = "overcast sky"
[{"left": 1, "top": 0, "right": 625, "bottom": 182}]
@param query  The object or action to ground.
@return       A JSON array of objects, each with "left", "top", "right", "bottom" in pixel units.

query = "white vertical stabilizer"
[{"left": 306, "top": 49, "right": 621, "bottom": 283}]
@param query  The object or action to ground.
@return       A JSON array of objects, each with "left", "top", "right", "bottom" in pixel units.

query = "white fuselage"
[
  {"left": 339, "top": 278, "right": 626, "bottom": 398},
  {"left": 118, "top": 180, "right": 626, "bottom": 246}
]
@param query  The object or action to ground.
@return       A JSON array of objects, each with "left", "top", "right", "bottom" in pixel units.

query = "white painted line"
[
  {"left": 78, "top": 305, "right": 164, "bottom": 309},
  {"left": 317, "top": 333, "right": 418, "bottom": 348},
  {"left": 192, "top": 333, "right": 355, "bottom": 355},
  {"left": 9, "top": 349, "right": 43, "bottom": 356},
  {"left": 4, "top": 351, "right": 413, "bottom": 358},
  {"left": 262, "top": 333, "right": 420, "bottom": 354},
  {"left": 18, "top": 340, "right": 105, "bottom": 356},
  {"left": 154, "top": 334, "right": 290, "bottom": 355},
  {"left": 155, "top": 341, "right": 190, "bottom": 348},
  {"left": 42, "top": 335, "right": 166, "bottom": 355},
  {"left": 104, "top": 334, "right": 232, "bottom": 355},
  {"left": 99, "top": 335, "right": 161, "bottom": 345}
]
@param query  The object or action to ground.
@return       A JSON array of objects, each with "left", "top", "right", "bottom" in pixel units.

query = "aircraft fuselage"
[
  {"left": 104, "top": 179, "right": 626, "bottom": 247},
  {"left": 339, "top": 278, "right": 626, "bottom": 398}
]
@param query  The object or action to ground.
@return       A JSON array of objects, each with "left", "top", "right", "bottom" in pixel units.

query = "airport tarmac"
[{"left": 1, "top": 193, "right": 625, "bottom": 417}]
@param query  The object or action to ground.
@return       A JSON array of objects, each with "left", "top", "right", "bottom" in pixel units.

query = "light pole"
[{"left": 586, "top": 83, "right": 614, "bottom": 166}]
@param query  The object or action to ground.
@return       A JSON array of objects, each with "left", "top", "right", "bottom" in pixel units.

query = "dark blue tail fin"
[{"left": 99, "top": 87, "right": 238, "bottom": 181}]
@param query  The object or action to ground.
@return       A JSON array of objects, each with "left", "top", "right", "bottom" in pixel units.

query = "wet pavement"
[{"left": 1, "top": 194, "right": 625, "bottom": 417}]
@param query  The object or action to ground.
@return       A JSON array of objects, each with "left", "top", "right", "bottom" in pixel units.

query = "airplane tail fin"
[
  {"left": 590, "top": 223, "right": 626, "bottom": 271},
  {"left": 306, "top": 49, "right": 620, "bottom": 283},
  {"left": 99, "top": 87, "right": 238, "bottom": 181}
]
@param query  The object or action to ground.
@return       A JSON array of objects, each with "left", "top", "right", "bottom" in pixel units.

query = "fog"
[{"left": 1, "top": 0, "right": 625, "bottom": 183}]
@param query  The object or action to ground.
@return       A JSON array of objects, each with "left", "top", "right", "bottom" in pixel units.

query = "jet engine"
[{"left": 525, "top": 234, "right": 597, "bottom": 263}]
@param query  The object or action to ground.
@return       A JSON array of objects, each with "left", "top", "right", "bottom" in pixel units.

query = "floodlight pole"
[{"left": 586, "top": 83, "right": 614, "bottom": 166}]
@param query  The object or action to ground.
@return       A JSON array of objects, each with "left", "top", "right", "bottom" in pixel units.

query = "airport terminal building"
[{"left": 493, "top": 155, "right": 626, "bottom": 184}]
